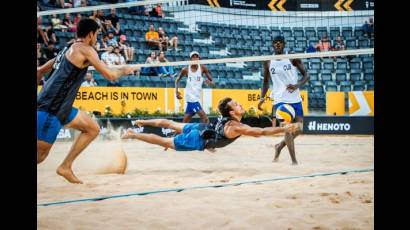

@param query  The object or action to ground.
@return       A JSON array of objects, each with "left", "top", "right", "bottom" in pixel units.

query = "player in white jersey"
[
  {"left": 175, "top": 51, "right": 215, "bottom": 123},
  {"left": 258, "top": 35, "right": 310, "bottom": 165}
]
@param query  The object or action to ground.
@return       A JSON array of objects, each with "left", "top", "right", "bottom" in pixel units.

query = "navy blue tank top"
[
  {"left": 37, "top": 43, "right": 89, "bottom": 123},
  {"left": 201, "top": 116, "right": 240, "bottom": 149}
]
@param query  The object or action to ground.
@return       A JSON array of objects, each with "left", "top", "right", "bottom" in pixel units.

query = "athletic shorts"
[
  {"left": 185, "top": 102, "right": 203, "bottom": 116},
  {"left": 37, "top": 107, "right": 78, "bottom": 144},
  {"left": 173, "top": 123, "right": 207, "bottom": 151},
  {"left": 272, "top": 102, "right": 304, "bottom": 122}
]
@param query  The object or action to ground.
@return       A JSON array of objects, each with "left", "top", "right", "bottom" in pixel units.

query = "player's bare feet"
[
  {"left": 56, "top": 166, "right": 83, "bottom": 184},
  {"left": 121, "top": 128, "right": 137, "bottom": 139},
  {"left": 273, "top": 143, "right": 281, "bottom": 162}
]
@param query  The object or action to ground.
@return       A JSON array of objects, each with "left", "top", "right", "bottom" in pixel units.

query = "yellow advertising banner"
[
  {"left": 326, "top": 92, "right": 345, "bottom": 115},
  {"left": 72, "top": 87, "right": 166, "bottom": 114},
  {"left": 37, "top": 86, "right": 309, "bottom": 115},
  {"left": 348, "top": 91, "right": 374, "bottom": 116},
  {"left": 211, "top": 89, "right": 308, "bottom": 115}
]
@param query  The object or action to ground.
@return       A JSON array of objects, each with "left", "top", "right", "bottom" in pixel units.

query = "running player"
[
  {"left": 175, "top": 51, "right": 215, "bottom": 123},
  {"left": 121, "top": 97, "right": 301, "bottom": 152},
  {"left": 37, "top": 19, "right": 135, "bottom": 183},
  {"left": 257, "top": 35, "right": 309, "bottom": 165}
]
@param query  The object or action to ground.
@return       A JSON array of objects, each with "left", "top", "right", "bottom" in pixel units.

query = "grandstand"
[{"left": 37, "top": 0, "right": 374, "bottom": 112}]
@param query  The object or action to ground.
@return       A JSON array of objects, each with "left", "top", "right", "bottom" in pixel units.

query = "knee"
[
  {"left": 37, "top": 150, "right": 49, "bottom": 164},
  {"left": 88, "top": 123, "right": 100, "bottom": 138}
]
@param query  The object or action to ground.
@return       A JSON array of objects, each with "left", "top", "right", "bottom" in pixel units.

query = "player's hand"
[
  {"left": 257, "top": 99, "right": 265, "bottom": 111},
  {"left": 205, "top": 79, "right": 215, "bottom": 87},
  {"left": 132, "top": 120, "right": 145, "bottom": 127},
  {"left": 120, "top": 66, "right": 134, "bottom": 75},
  {"left": 176, "top": 91, "right": 182, "bottom": 99},
  {"left": 286, "top": 84, "right": 299, "bottom": 93}
]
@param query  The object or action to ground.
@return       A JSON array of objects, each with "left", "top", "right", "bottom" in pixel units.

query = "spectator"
[
  {"left": 72, "top": 0, "right": 87, "bottom": 7},
  {"left": 112, "top": 46, "right": 126, "bottom": 65},
  {"left": 56, "top": 0, "right": 72, "bottom": 8},
  {"left": 45, "top": 24, "right": 59, "bottom": 44},
  {"left": 74, "top": 13, "right": 82, "bottom": 25},
  {"left": 151, "top": 4, "right": 164, "bottom": 18},
  {"left": 37, "top": 43, "right": 47, "bottom": 66},
  {"left": 97, "top": 10, "right": 108, "bottom": 31},
  {"left": 96, "top": 34, "right": 110, "bottom": 55},
  {"left": 118, "top": 35, "right": 135, "bottom": 63},
  {"left": 63, "top": 13, "right": 77, "bottom": 32},
  {"left": 157, "top": 51, "right": 175, "bottom": 77},
  {"left": 101, "top": 45, "right": 114, "bottom": 66},
  {"left": 145, "top": 24, "right": 161, "bottom": 50},
  {"left": 107, "top": 32, "right": 118, "bottom": 47},
  {"left": 37, "top": 17, "right": 49, "bottom": 45},
  {"left": 141, "top": 51, "right": 159, "bottom": 76},
  {"left": 333, "top": 36, "right": 345, "bottom": 51},
  {"left": 158, "top": 27, "right": 179, "bottom": 51},
  {"left": 90, "top": 10, "right": 106, "bottom": 34},
  {"left": 315, "top": 36, "right": 332, "bottom": 52},
  {"left": 105, "top": 8, "right": 121, "bottom": 35},
  {"left": 306, "top": 44, "right": 316, "bottom": 53},
  {"left": 81, "top": 72, "right": 98, "bottom": 87},
  {"left": 42, "top": 41, "right": 59, "bottom": 61},
  {"left": 51, "top": 14, "right": 68, "bottom": 31},
  {"left": 363, "top": 18, "right": 374, "bottom": 38}
]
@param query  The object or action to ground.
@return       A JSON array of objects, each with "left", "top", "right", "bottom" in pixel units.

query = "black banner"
[
  {"left": 189, "top": 0, "right": 374, "bottom": 11},
  {"left": 303, "top": 116, "right": 374, "bottom": 134},
  {"left": 56, "top": 116, "right": 373, "bottom": 141}
]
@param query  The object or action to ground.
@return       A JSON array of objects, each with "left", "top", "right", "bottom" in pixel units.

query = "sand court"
[{"left": 38, "top": 135, "right": 374, "bottom": 230}]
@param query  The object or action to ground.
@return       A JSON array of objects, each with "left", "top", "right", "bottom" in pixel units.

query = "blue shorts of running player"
[
  {"left": 185, "top": 102, "right": 203, "bottom": 116},
  {"left": 272, "top": 102, "right": 304, "bottom": 122},
  {"left": 173, "top": 123, "right": 207, "bottom": 151},
  {"left": 37, "top": 107, "right": 78, "bottom": 144}
]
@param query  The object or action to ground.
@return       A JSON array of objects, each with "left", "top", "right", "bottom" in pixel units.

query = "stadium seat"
[
  {"left": 358, "top": 39, "right": 370, "bottom": 48},
  {"left": 367, "top": 80, "right": 374, "bottom": 90},
  {"left": 346, "top": 39, "right": 357, "bottom": 49},
  {"left": 317, "top": 27, "right": 328, "bottom": 38},
  {"left": 321, "top": 73, "right": 332, "bottom": 82},
  {"left": 330, "top": 27, "right": 341, "bottom": 39},
  {"left": 335, "top": 71, "right": 347, "bottom": 82},
  {"left": 342, "top": 27, "right": 353, "bottom": 38},
  {"left": 309, "top": 73, "right": 319, "bottom": 81},
  {"left": 336, "top": 61, "right": 348, "bottom": 70},
  {"left": 323, "top": 59, "right": 334, "bottom": 70}
]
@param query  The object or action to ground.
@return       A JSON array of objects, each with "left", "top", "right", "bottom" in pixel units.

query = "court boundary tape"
[{"left": 37, "top": 167, "right": 374, "bottom": 207}]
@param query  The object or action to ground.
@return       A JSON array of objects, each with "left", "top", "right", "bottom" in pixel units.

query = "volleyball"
[{"left": 275, "top": 104, "right": 295, "bottom": 123}]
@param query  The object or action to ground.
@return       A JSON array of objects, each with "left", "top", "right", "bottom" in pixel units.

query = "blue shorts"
[
  {"left": 173, "top": 123, "right": 207, "bottom": 151},
  {"left": 185, "top": 102, "right": 203, "bottom": 116},
  {"left": 272, "top": 102, "right": 304, "bottom": 121},
  {"left": 37, "top": 108, "right": 78, "bottom": 144}
]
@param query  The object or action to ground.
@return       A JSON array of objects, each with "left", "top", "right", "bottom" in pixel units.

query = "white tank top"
[
  {"left": 185, "top": 65, "right": 203, "bottom": 103},
  {"left": 269, "top": 58, "right": 302, "bottom": 104}
]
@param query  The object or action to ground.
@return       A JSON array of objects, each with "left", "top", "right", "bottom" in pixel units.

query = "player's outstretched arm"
[
  {"left": 83, "top": 46, "right": 134, "bottom": 81},
  {"left": 228, "top": 123, "right": 299, "bottom": 138}
]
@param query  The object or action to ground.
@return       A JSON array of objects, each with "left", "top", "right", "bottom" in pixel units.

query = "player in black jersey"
[
  {"left": 37, "top": 19, "right": 135, "bottom": 183},
  {"left": 121, "top": 97, "right": 301, "bottom": 152}
]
